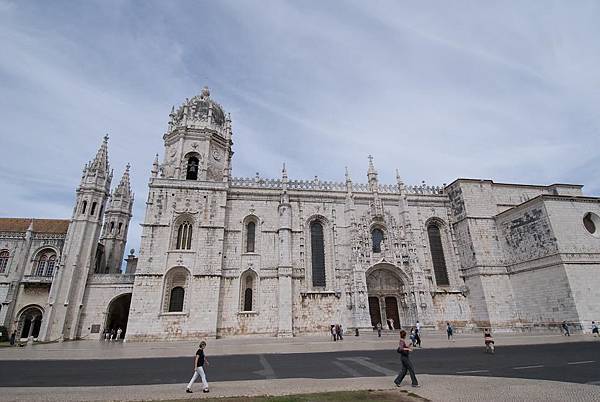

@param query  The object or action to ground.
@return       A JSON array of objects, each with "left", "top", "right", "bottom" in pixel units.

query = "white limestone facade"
[{"left": 1, "top": 87, "right": 599, "bottom": 342}]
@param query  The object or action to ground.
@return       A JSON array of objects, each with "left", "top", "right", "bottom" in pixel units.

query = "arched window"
[
  {"left": 91, "top": 202, "right": 97, "bottom": 216},
  {"left": 240, "top": 271, "right": 257, "bottom": 312},
  {"left": 163, "top": 267, "right": 188, "bottom": 313},
  {"left": 0, "top": 250, "right": 9, "bottom": 274},
  {"left": 35, "top": 255, "right": 47, "bottom": 276},
  {"left": 372, "top": 228, "right": 384, "bottom": 253},
  {"left": 118, "top": 222, "right": 123, "bottom": 234},
  {"left": 168, "top": 286, "right": 185, "bottom": 312},
  {"left": 427, "top": 224, "right": 449, "bottom": 286},
  {"left": 33, "top": 249, "right": 57, "bottom": 277},
  {"left": 244, "top": 288, "right": 253, "bottom": 311},
  {"left": 310, "top": 221, "right": 326, "bottom": 287},
  {"left": 81, "top": 201, "right": 87, "bottom": 214},
  {"left": 246, "top": 221, "right": 256, "bottom": 253},
  {"left": 46, "top": 255, "right": 56, "bottom": 277},
  {"left": 176, "top": 221, "right": 193, "bottom": 250},
  {"left": 110, "top": 221, "right": 115, "bottom": 233},
  {"left": 186, "top": 156, "right": 199, "bottom": 180}
]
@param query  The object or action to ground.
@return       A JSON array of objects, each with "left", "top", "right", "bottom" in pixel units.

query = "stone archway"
[
  {"left": 104, "top": 293, "right": 132, "bottom": 339},
  {"left": 17, "top": 306, "right": 43, "bottom": 340},
  {"left": 366, "top": 263, "right": 414, "bottom": 330}
]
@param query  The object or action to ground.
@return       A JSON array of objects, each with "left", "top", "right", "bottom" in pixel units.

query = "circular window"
[{"left": 583, "top": 212, "right": 600, "bottom": 237}]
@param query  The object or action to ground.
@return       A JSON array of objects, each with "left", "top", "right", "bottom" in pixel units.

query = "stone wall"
[{"left": 77, "top": 274, "right": 134, "bottom": 339}]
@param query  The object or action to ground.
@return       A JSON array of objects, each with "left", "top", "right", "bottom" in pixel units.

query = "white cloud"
[{"left": 1, "top": 0, "right": 599, "bottom": 253}]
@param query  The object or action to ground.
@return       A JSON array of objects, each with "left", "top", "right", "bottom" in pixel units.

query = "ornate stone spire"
[
  {"left": 151, "top": 154, "right": 160, "bottom": 178},
  {"left": 367, "top": 155, "right": 378, "bottom": 192},
  {"left": 344, "top": 167, "right": 356, "bottom": 216},
  {"left": 113, "top": 164, "right": 132, "bottom": 200},
  {"left": 367, "top": 156, "right": 383, "bottom": 218},
  {"left": 396, "top": 168, "right": 405, "bottom": 194},
  {"left": 280, "top": 163, "right": 289, "bottom": 204},
  {"left": 88, "top": 135, "right": 110, "bottom": 177}
]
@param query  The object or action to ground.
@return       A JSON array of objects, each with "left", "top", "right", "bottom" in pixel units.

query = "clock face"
[{"left": 212, "top": 149, "right": 222, "bottom": 161}]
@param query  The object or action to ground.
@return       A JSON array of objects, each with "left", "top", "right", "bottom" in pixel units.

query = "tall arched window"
[
  {"left": 427, "top": 224, "right": 449, "bottom": 286},
  {"left": 91, "top": 202, "right": 97, "bottom": 216},
  {"left": 240, "top": 270, "right": 257, "bottom": 312},
  {"left": 35, "top": 255, "right": 47, "bottom": 276},
  {"left": 46, "top": 255, "right": 56, "bottom": 277},
  {"left": 372, "top": 228, "right": 384, "bottom": 253},
  {"left": 163, "top": 267, "right": 188, "bottom": 313},
  {"left": 186, "top": 156, "right": 199, "bottom": 180},
  {"left": 169, "top": 286, "right": 185, "bottom": 312},
  {"left": 176, "top": 221, "right": 193, "bottom": 250},
  {"left": 246, "top": 221, "right": 256, "bottom": 252},
  {"left": 310, "top": 221, "right": 326, "bottom": 287},
  {"left": 244, "top": 286, "right": 252, "bottom": 311},
  {"left": 0, "top": 250, "right": 9, "bottom": 274},
  {"left": 81, "top": 201, "right": 87, "bottom": 214},
  {"left": 110, "top": 221, "right": 115, "bottom": 233},
  {"left": 33, "top": 249, "right": 57, "bottom": 277}
]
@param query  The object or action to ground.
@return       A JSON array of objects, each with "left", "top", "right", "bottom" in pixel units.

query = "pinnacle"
[{"left": 88, "top": 135, "right": 110, "bottom": 176}]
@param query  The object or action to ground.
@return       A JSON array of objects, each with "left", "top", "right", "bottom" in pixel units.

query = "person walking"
[
  {"left": 337, "top": 324, "right": 344, "bottom": 341},
  {"left": 591, "top": 321, "right": 598, "bottom": 337},
  {"left": 562, "top": 321, "right": 570, "bottom": 336},
  {"left": 116, "top": 327, "right": 123, "bottom": 340},
  {"left": 377, "top": 322, "right": 382, "bottom": 338},
  {"left": 186, "top": 341, "right": 209, "bottom": 393},
  {"left": 446, "top": 322, "right": 454, "bottom": 341},
  {"left": 9, "top": 330, "right": 16, "bottom": 346},
  {"left": 394, "top": 329, "right": 419, "bottom": 388},
  {"left": 331, "top": 324, "right": 337, "bottom": 341}
]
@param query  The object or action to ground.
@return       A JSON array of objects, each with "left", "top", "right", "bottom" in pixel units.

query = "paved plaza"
[{"left": 1, "top": 331, "right": 599, "bottom": 401}]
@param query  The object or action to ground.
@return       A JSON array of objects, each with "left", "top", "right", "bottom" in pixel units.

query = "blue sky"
[{"left": 1, "top": 0, "right": 599, "bottom": 254}]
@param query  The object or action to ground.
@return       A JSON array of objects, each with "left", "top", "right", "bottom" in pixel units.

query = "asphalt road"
[{"left": 1, "top": 342, "right": 599, "bottom": 387}]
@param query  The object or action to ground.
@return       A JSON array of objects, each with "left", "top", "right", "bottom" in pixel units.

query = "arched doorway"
[
  {"left": 366, "top": 264, "right": 414, "bottom": 329},
  {"left": 105, "top": 293, "right": 132, "bottom": 339},
  {"left": 17, "top": 306, "right": 43, "bottom": 340}
]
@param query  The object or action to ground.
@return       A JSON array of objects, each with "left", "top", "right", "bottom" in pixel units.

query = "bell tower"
[
  {"left": 160, "top": 87, "right": 233, "bottom": 183},
  {"left": 99, "top": 164, "right": 134, "bottom": 273},
  {"left": 41, "top": 136, "right": 112, "bottom": 341}
]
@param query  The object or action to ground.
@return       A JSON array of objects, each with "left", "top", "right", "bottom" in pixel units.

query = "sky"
[{"left": 1, "top": 0, "right": 600, "bottom": 256}]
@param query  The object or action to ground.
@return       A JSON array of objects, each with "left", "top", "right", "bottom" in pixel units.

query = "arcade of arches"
[
  {"left": 105, "top": 293, "right": 132, "bottom": 337},
  {"left": 366, "top": 264, "right": 414, "bottom": 330},
  {"left": 17, "top": 306, "right": 43, "bottom": 340}
]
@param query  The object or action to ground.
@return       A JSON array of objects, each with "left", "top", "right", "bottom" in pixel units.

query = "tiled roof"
[{"left": 0, "top": 218, "right": 70, "bottom": 234}]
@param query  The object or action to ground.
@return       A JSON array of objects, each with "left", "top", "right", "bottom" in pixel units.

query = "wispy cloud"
[{"left": 1, "top": 0, "right": 599, "bottom": 252}]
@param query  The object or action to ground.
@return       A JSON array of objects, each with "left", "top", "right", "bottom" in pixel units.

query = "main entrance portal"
[{"left": 366, "top": 264, "right": 412, "bottom": 329}]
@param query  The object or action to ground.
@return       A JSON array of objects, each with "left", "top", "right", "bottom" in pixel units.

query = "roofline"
[
  {"left": 445, "top": 178, "right": 583, "bottom": 190},
  {"left": 495, "top": 194, "right": 600, "bottom": 218}
]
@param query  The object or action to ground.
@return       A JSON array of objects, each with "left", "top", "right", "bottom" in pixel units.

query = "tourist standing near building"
[
  {"left": 591, "top": 321, "right": 598, "bottom": 337},
  {"left": 377, "top": 322, "right": 382, "bottom": 337},
  {"left": 562, "top": 321, "right": 570, "bottom": 336},
  {"left": 394, "top": 330, "right": 419, "bottom": 388},
  {"left": 186, "top": 341, "right": 209, "bottom": 393},
  {"left": 116, "top": 328, "right": 122, "bottom": 340},
  {"left": 446, "top": 323, "right": 454, "bottom": 341}
]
